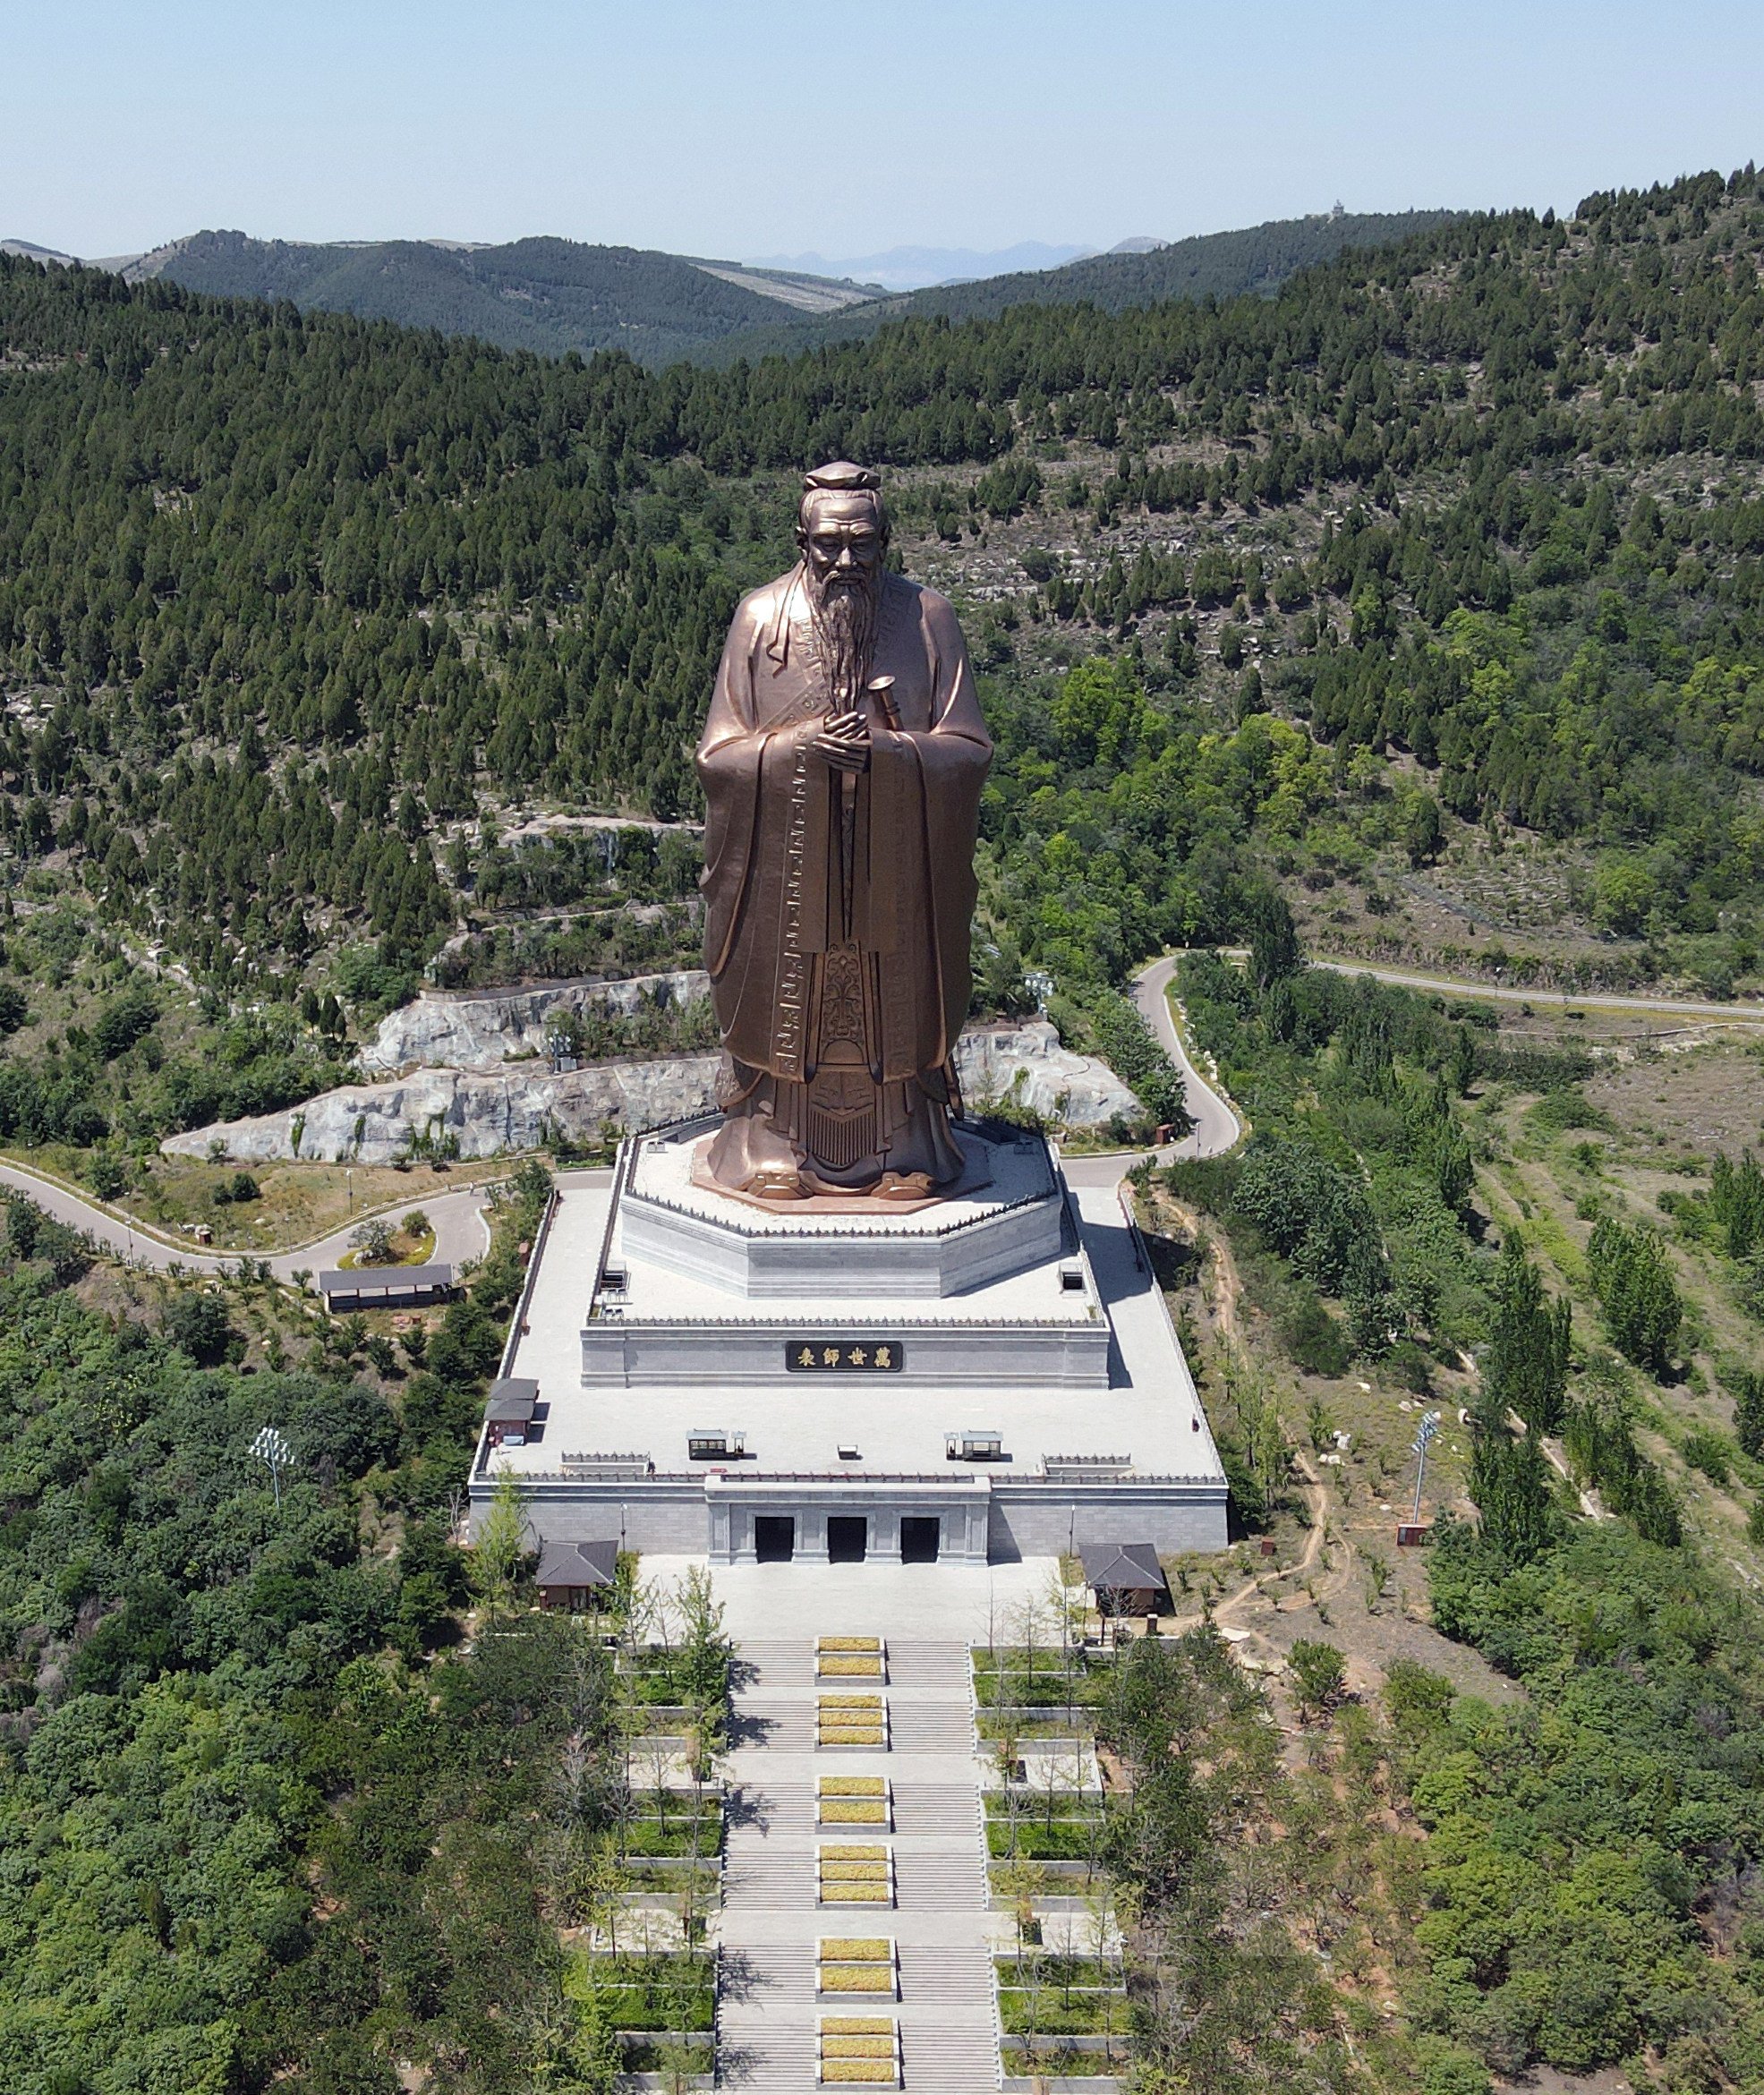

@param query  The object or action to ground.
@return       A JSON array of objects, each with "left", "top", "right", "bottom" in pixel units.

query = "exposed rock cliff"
[
  {"left": 162, "top": 1020, "right": 1139, "bottom": 1165},
  {"left": 361, "top": 969, "right": 710, "bottom": 1073}
]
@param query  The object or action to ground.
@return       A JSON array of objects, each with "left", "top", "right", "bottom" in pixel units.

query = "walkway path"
[
  {"left": 1061, "top": 955, "right": 1242, "bottom": 1190},
  {"left": 718, "top": 1633, "right": 1001, "bottom": 2092},
  {"left": 1129, "top": 954, "right": 1243, "bottom": 1158}
]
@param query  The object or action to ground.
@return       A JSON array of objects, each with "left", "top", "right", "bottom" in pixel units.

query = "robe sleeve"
[
  {"left": 862, "top": 587, "right": 993, "bottom": 1060},
  {"left": 696, "top": 597, "right": 768, "bottom": 980}
]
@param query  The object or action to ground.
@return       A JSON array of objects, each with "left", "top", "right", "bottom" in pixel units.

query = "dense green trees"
[
  {"left": 1423, "top": 1521, "right": 1764, "bottom": 2079},
  {"left": 0, "top": 1166, "right": 627, "bottom": 2094},
  {"left": 1097, "top": 1633, "right": 1362, "bottom": 2094},
  {"left": 5, "top": 164, "right": 1764, "bottom": 1028},
  {"left": 1587, "top": 1216, "right": 1683, "bottom": 1374},
  {"left": 1480, "top": 1237, "right": 1572, "bottom": 1431},
  {"left": 1171, "top": 958, "right": 1487, "bottom": 1369}
]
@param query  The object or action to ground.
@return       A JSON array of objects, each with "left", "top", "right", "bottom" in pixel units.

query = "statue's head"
[{"left": 797, "top": 461, "right": 889, "bottom": 599}]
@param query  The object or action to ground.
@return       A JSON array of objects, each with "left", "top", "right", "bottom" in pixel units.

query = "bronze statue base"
[{"left": 688, "top": 1135, "right": 993, "bottom": 1216}]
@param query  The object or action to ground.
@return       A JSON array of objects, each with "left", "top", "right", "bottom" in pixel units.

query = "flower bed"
[
  {"left": 817, "top": 1935, "right": 898, "bottom": 1996},
  {"left": 813, "top": 1994, "right": 892, "bottom": 2078},
  {"left": 813, "top": 1860, "right": 888, "bottom": 1910},
  {"left": 819, "top": 1796, "right": 890, "bottom": 1825},
  {"left": 999, "top": 1991, "right": 1125, "bottom": 2036},
  {"left": 818, "top": 1692, "right": 887, "bottom": 1747},
  {"left": 819, "top": 1967, "right": 896, "bottom": 1993},
  {"left": 985, "top": 1818, "right": 1104, "bottom": 1861}
]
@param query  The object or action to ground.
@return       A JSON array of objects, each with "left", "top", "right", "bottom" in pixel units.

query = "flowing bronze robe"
[{"left": 695, "top": 566, "right": 993, "bottom": 1191}]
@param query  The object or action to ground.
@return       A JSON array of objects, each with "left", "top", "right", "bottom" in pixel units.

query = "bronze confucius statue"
[{"left": 695, "top": 462, "right": 993, "bottom": 1202}]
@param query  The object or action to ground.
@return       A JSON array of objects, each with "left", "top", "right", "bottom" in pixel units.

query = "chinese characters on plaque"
[{"left": 784, "top": 1340, "right": 905, "bottom": 1374}]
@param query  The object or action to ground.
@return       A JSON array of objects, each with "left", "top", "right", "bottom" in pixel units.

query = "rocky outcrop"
[
  {"left": 957, "top": 1022, "right": 1140, "bottom": 1127},
  {"left": 161, "top": 1055, "right": 721, "bottom": 1165},
  {"left": 161, "top": 1020, "right": 1141, "bottom": 1166},
  {"left": 361, "top": 969, "right": 710, "bottom": 1074}
]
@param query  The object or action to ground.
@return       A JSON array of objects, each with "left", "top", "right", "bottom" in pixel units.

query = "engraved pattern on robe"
[{"left": 695, "top": 570, "right": 993, "bottom": 1093}]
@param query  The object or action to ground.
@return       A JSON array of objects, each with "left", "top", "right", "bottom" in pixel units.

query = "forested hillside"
[
  {"left": 701, "top": 206, "right": 1461, "bottom": 362},
  {"left": 4, "top": 166, "right": 1764, "bottom": 1154},
  {"left": 126, "top": 214, "right": 1456, "bottom": 370},
  {"left": 139, "top": 229, "right": 856, "bottom": 367},
  {"left": 7, "top": 161, "right": 1764, "bottom": 2095}
]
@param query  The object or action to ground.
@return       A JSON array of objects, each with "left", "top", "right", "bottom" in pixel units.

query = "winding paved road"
[
  {"left": 1060, "top": 954, "right": 1245, "bottom": 1188},
  {"left": 1309, "top": 955, "right": 1764, "bottom": 1025},
  {"left": 0, "top": 1159, "right": 495, "bottom": 1280},
  {"left": 1131, "top": 954, "right": 1245, "bottom": 1157}
]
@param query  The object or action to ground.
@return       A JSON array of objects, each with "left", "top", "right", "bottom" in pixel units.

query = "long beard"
[{"left": 805, "top": 568, "right": 881, "bottom": 711}]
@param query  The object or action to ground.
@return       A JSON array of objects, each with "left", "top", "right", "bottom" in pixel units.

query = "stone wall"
[{"left": 161, "top": 1019, "right": 1143, "bottom": 1166}]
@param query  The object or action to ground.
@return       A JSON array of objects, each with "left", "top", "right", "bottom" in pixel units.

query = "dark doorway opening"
[
  {"left": 900, "top": 1516, "right": 941, "bottom": 1564},
  {"left": 827, "top": 1516, "right": 868, "bottom": 1563},
  {"left": 754, "top": 1515, "right": 796, "bottom": 1563}
]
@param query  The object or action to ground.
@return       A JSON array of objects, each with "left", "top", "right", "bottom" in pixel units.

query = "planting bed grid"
[
  {"left": 818, "top": 2014, "right": 901, "bottom": 2085},
  {"left": 817, "top": 1936, "right": 900, "bottom": 1999},
  {"left": 818, "top": 1691, "right": 891, "bottom": 1750},
  {"left": 818, "top": 1775, "right": 893, "bottom": 1829},
  {"left": 817, "top": 1842, "right": 896, "bottom": 1906}
]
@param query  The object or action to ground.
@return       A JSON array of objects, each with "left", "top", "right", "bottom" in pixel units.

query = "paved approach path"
[
  {"left": 0, "top": 1159, "right": 497, "bottom": 1281},
  {"left": 718, "top": 1633, "right": 1001, "bottom": 2093}
]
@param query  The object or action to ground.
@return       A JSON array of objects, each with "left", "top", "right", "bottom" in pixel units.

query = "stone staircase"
[{"left": 718, "top": 1637, "right": 1000, "bottom": 2091}]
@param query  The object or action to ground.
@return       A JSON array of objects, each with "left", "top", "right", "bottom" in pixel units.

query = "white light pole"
[
  {"left": 1410, "top": 1410, "right": 1442, "bottom": 1525},
  {"left": 251, "top": 1425, "right": 294, "bottom": 1510}
]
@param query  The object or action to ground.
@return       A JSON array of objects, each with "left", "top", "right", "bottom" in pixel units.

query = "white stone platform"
[
  {"left": 618, "top": 1119, "right": 1063, "bottom": 1299},
  {"left": 469, "top": 1123, "right": 1230, "bottom": 1566},
  {"left": 583, "top": 1123, "right": 1107, "bottom": 1391}
]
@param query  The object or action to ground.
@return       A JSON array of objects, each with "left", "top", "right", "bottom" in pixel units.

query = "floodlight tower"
[
  {"left": 251, "top": 1425, "right": 294, "bottom": 1510},
  {"left": 1410, "top": 1409, "right": 1442, "bottom": 1525}
]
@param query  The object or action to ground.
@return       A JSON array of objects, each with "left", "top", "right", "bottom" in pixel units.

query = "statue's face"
[{"left": 801, "top": 493, "right": 885, "bottom": 592}]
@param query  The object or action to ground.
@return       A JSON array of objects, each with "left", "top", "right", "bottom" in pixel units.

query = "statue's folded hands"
[{"left": 811, "top": 710, "right": 872, "bottom": 772}]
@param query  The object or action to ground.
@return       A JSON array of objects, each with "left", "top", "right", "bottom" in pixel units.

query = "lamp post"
[
  {"left": 1410, "top": 1410, "right": 1441, "bottom": 1526},
  {"left": 251, "top": 1425, "right": 294, "bottom": 1510}
]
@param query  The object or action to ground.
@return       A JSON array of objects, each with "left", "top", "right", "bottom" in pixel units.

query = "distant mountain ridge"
[
  {"left": 5, "top": 209, "right": 1462, "bottom": 368},
  {"left": 745, "top": 239, "right": 1097, "bottom": 290},
  {"left": 104, "top": 230, "right": 876, "bottom": 368},
  {"left": 697, "top": 209, "right": 1463, "bottom": 364}
]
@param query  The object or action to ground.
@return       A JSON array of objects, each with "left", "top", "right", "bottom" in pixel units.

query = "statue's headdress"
[{"left": 797, "top": 460, "right": 889, "bottom": 541}]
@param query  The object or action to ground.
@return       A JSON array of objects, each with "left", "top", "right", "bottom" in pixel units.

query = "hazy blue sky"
[{"left": 6, "top": 0, "right": 1762, "bottom": 260}]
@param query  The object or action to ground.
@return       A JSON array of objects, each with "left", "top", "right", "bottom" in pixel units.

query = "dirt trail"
[{"left": 1135, "top": 1120, "right": 1524, "bottom": 1708}]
